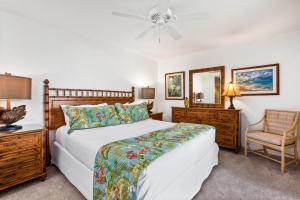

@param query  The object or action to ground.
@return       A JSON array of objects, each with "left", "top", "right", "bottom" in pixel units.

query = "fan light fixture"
[{"left": 112, "top": 0, "right": 207, "bottom": 43}]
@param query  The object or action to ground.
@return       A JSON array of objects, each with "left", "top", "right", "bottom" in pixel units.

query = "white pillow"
[
  {"left": 61, "top": 103, "right": 108, "bottom": 126},
  {"left": 124, "top": 100, "right": 147, "bottom": 105}
]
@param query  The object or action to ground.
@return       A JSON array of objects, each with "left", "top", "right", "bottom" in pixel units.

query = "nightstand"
[
  {"left": 0, "top": 125, "right": 47, "bottom": 191},
  {"left": 149, "top": 112, "right": 163, "bottom": 121}
]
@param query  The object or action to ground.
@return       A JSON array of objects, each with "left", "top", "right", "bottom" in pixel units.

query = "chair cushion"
[
  {"left": 264, "top": 110, "right": 297, "bottom": 136},
  {"left": 247, "top": 131, "right": 295, "bottom": 146}
]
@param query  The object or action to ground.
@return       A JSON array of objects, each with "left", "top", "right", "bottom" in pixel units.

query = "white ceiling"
[{"left": 1, "top": 0, "right": 300, "bottom": 60}]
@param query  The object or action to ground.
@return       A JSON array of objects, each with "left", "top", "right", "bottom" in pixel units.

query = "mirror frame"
[{"left": 189, "top": 66, "right": 225, "bottom": 108}]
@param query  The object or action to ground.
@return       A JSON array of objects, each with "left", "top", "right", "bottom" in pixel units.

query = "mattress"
[{"left": 54, "top": 119, "right": 217, "bottom": 199}]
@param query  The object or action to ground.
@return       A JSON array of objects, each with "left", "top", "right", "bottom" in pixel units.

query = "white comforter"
[{"left": 55, "top": 119, "right": 216, "bottom": 199}]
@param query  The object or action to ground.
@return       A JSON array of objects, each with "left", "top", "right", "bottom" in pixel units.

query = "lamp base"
[
  {"left": 147, "top": 101, "right": 154, "bottom": 114},
  {"left": 227, "top": 97, "right": 236, "bottom": 110},
  {"left": 0, "top": 125, "right": 23, "bottom": 132}
]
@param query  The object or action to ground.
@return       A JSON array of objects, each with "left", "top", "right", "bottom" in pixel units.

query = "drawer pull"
[
  {"left": 4, "top": 143, "right": 16, "bottom": 147},
  {"left": 7, "top": 157, "right": 18, "bottom": 163},
  {"left": 3, "top": 173, "right": 16, "bottom": 179}
]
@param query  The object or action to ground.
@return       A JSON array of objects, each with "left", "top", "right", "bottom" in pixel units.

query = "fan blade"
[
  {"left": 136, "top": 25, "right": 156, "bottom": 39},
  {"left": 112, "top": 12, "right": 147, "bottom": 21},
  {"left": 177, "top": 12, "right": 209, "bottom": 19},
  {"left": 158, "top": 0, "right": 170, "bottom": 12},
  {"left": 164, "top": 24, "right": 182, "bottom": 40}
]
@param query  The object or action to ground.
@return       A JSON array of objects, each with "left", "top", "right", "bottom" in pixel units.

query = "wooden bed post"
[
  {"left": 132, "top": 86, "right": 135, "bottom": 100},
  {"left": 44, "top": 79, "right": 51, "bottom": 166}
]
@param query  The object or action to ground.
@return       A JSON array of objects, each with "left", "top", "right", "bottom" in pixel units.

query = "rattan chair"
[{"left": 245, "top": 110, "right": 299, "bottom": 173}]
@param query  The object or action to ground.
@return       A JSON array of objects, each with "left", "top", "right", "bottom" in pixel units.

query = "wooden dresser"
[
  {"left": 0, "top": 125, "right": 47, "bottom": 190},
  {"left": 172, "top": 107, "right": 241, "bottom": 152}
]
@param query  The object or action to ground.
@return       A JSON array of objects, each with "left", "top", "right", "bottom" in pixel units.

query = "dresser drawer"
[
  {"left": 210, "top": 122, "right": 235, "bottom": 135},
  {"left": 216, "top": 134, "right": 235, "bottom": 147},
  {"left": 0, "top": 133, "right": 41, "bottom": 155},
  {"left": 215, "top": 111, "right": 236, "bottom": 122},
  {"left": 173, "top": 109, "right": 185, "bottom": 117},
  {"left": 172, "top": 109, "right": 186, "bottom": 123},
  {"left": 0, "top": 148, "right": 41, "bottom": 169},
  {"left": 196, "top": 111, "right": 215, "bottom": 121},
  {"left": 217, "top": 129, "right": 235, "bottom": 136},
  {"left": 172, "top": 107, "right": 240, "bottom": 152}
]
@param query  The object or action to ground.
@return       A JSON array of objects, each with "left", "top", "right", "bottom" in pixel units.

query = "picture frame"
[
  {"left": 231, "top": 63, "right": 280, "bottom": 96},
  {"left": 165, "top": 71, "right": 185, "bottom": 100}
]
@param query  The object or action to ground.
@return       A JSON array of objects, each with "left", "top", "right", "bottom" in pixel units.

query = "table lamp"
[
  {"left": 196, "top": 92, "right": 204, "bottom": 102},
  {"left": 0, "top": 73, "right": 32, "bottom": 131},
  {"left": 140, "top": 86, "right": 155, "bottom": 114},
  {"left": 222, "top": 82, "right": 240, "bottom": 110}
]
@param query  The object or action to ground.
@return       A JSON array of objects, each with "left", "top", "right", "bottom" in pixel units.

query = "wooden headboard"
[{"left": 43, "top": 79, "right": 135, "bottom": 164}]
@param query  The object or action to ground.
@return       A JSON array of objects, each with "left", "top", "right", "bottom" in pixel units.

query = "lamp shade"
[
  {"left": 222, "top": 82, "right": 241, "bottom": 97},
  {"left": 140, "top": 87, "right": 155, "bottom": 99},
  {"left": 0, "top": 74, "right": 32, "bottom": 99}
]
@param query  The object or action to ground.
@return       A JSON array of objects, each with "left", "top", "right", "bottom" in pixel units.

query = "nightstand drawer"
[
  {"left": 0, "top": 133, "right": 41, "bottom": 155},
  {"left": 0, "top": 162, "right": 42, "bottom": 186},
  {"left": 0, "top": 125, "right": 46, "bottom": 191},
  {"left": 0, "top": 148, "right": 41, "bottom": 169},
  {"left": 149, "top": 113, "right": 163, "bottom": 121}
]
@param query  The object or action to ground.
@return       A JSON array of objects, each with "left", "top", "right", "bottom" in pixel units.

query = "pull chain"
[{"left": 158, "top": 26, "right": 161, "bottom": 44}]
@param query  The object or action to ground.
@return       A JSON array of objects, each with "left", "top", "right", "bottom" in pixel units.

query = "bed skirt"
[{"left": 52, "top": 141, "right": 219, "bottom": 200}]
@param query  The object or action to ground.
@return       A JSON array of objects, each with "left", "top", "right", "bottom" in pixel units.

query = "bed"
[{"left": 43, "top": 80, "right": 219, "bottom": 200}]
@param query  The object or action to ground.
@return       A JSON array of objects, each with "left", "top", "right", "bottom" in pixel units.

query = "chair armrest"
[
  {"left": 279, "top": 126, "right": 297, "bottom": 137},
  {"left": 279, "top": 116, "right": 299, "bottom": 138},
  {"left": 247, "top": 116, "right": 265, "bottom": 128},
  {"left": 247, "top": 129, "right": 263, "bottom": 132},
  {"left": 276, "top": 125, "right": 298, "bottom": 146}
]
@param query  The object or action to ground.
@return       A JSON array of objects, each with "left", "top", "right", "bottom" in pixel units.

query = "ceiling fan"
[{"left": 112, "top": 0, "right": 207, "bottom": 43}]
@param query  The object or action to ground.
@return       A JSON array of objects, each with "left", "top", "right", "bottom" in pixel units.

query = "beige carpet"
[{"left": 1, "top": 150, "right": 299, "bottom": 200}]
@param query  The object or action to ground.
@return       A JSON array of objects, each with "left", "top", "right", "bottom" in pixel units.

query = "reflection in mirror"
[{"left": 192, "top": 70, "right": 221, "bottom": 104}]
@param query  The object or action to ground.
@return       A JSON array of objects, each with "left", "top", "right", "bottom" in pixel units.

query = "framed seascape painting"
[
  {"left": 165, "top": 71, "right": 185, "bottom": 100},
  {"left": 231, "top": 63, "right": 280, "bottom": 96}
]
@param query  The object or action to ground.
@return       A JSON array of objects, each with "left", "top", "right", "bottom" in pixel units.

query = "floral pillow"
[
  {"left": 63, "top": 105, "right": 121, "bottom": 133},
  {"left": 115, "top": 102, "right": 149, "bottom": 124},
  {"left": 61, "top": 103, "right": 108, "bottom": 126}
]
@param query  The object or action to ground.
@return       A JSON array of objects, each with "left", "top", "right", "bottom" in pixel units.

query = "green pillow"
[
  {"left": 63, "top": 105, "right": 121, "bottom": 133},
  {"left": 115, "top": 103, "right": 149, "bottom": 124}
]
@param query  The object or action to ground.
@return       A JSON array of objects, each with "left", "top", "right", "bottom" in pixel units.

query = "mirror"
[
  {"left": 189, "top": 66, "right": 225, "bottom": 108},
  {"left": 192, "top": 71, "right": 221, "bottom": 104}
]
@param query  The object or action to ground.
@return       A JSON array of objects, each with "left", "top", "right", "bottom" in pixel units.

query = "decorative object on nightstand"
[
  {"left": 0, "top": 73, "right": 32, "bottom": 131},
  {"left": 149, "top": 112, "right": 163, "bottom": 121},
  {"left": 0, "top": 125, "right": 47, "bottom": 190},
  {"left": 222, "top": 82, "right": 240, "bottom": 110},
  {"left": 140, "top": 86, "right": 155, "bottom": 114}
]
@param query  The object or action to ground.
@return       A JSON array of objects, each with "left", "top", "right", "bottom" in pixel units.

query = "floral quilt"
[{"left": 93, "top": 123, "right": 214, "bottom": 200}]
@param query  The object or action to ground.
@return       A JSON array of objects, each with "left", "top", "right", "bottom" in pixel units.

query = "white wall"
[
  {"left": 0, "top": 11, "right": 158, "bottom": 124},
  {"left": 1, "top": 10, "right": 299, "bottom": 152},
  {"left": 157, "top": 31, "right": 300, "bottom": 151}
]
